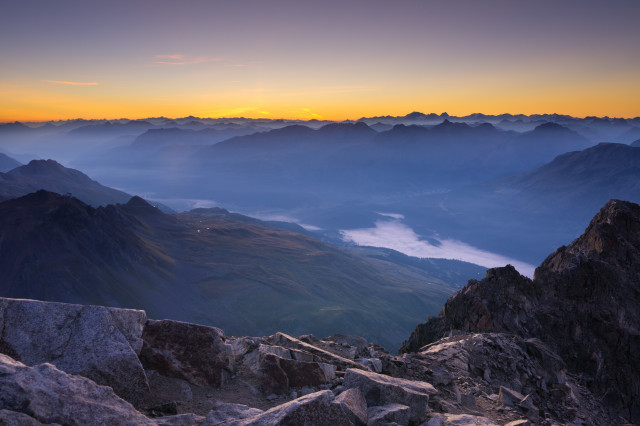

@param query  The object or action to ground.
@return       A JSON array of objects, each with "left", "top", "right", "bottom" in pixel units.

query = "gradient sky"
[{"left": 1, "top": 0, "right": 639, "bottom": 121}]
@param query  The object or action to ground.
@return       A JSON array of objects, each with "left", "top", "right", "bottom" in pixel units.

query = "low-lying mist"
[{"left": 341, "top": 216, "right": 536, "bottom": 277}]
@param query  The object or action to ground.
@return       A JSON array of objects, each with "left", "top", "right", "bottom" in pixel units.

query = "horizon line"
[{"left": 2, "top": 111, "right": 640, "bottom": 125}]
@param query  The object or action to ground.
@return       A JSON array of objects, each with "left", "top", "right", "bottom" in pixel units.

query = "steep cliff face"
[{"left": 401, "top": 199, "right": 640, "bottom": 423}]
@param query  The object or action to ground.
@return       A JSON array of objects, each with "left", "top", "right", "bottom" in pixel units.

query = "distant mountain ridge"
[
  {"left": 0, "top": 159, "right": 137, "bottom": 207},
  {"left": 0, "top": 152, "right": 21, "bottom": 173}
]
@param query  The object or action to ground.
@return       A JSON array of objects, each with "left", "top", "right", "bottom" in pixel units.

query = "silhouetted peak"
[
  {"left": 274, "top": 124, "right": 313, "bottom": 134},
  {"left": 25, "top": 159, "right": 65, "bottom": 170},
  {"left": 123, "top": 195, "right": 163, "bottom": 217},
  {"left": 404, "top": 111, "right": 428, "bottom": 120},
  {"left": 533, "top": 122, "right": 570, "bottom": 132},
  {"left": 434, "top": 119, "right": 469, "bottom": 130},
  {"left": 125, "top": 195, "right": 153, "bottom": 208},
  {"left": 0, "top": 121, "right": 29, "bottom": 131},
  {"left": 318, "top": 121, "right": 374, "bottom": 134},
  {"left": 0, "top": 190, "right": 88, "bottom": 213},
  {"left": 474, "top": 122, "right": 497, "bottom": 131},
  {"left": 630, "top": 139, "right": 640, "bottom": 147}
]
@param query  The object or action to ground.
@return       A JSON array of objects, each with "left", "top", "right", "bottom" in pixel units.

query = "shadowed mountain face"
[
  {"left": 401, "top": 199, "right": 640, "bottom": 422},
  {"left": 0, "top": 190, "right": 480, "bottom": 351}
]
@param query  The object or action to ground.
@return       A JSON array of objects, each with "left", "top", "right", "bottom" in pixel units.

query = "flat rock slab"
[
  {"left": 0, "top": 353, "right": 154, "bottom": 425},
  {"left": 343, "top": 368, "right": 436, "bottom": 423},
  {"left": 139, "top": 319, "right": 232, "bottom": 388},
  {"left": 237, "top": 390, "right": 353, "bottom": 425},
  {"left": 0, "top": 297, "right": 148, "bottom": 405}
]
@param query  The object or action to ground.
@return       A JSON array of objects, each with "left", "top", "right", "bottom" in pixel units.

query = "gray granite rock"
[
  {"left": 0, "top": 353, "right": 154, "bottom": 425},
  {"left": 0, "top": 297, "right": 148, "bottom": 405}
]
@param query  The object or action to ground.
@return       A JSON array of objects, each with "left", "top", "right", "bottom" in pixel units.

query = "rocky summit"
[{"left": 0, "top": 199, "right": 639, "bottom": 425}]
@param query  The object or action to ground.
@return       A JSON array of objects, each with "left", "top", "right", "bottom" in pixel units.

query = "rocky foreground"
[{"left": 0, "top": 199, "right": 639, "bottom": 425}]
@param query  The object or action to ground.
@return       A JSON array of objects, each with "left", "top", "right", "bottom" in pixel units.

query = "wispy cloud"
[
  {"left": 245, "top": 212, "right": 322, "bottom": 231},
  {"left": 206, "top": 106, "right": 267, "bottom": 117},
  {"left": 377, "top": 212, "right": 405, "bottom": 220},
  {"left": 153, "top": 54, "right": 221, "bottom": 65},
  {"left": 341, "top": 219, "right": 536, "bottom": 277},
  {"left": 44, "top": 80, "right": 99, "bottom": 86},
  {"left": 155, "top": 54, "right": 184, "bottom": 60},
  {"left": 298, "top": 108, "right": 323, "bottom": 119}
]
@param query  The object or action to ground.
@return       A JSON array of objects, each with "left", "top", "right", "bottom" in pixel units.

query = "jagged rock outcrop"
[
  {"left": 0, "top": 297, "right": 149, "bottom": 405},
  {"left": 401, "top": 199, "right": 640, "bottom": 423}
]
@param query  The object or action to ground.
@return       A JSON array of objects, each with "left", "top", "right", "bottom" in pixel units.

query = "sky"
[{"left": 1, "top": 0, "right": 639, "bottom": 122}]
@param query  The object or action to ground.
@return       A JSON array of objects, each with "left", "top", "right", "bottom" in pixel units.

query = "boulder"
[
  {"left": 139, "top": 319, "right": 232, "bottom": 387},
  {"left": 343, "top": 368, "right": 436, "bottom": 423},
  {"left": 259, "top": 354, "right": 289, "bottom": 395},
  {"left": 0, "top": 297, "right": 148, "bottom": 405},
  {"left": 243, "top": 344, "right": 293, "bottom": 374},
  {"left": 334, "top": 388, "right": 367, "bottom": 425},
  {"left": 237, "top": 390, "right": 352, "bottom": 425},
  {"left": 202, "top": 402, "right": 263, "bottom": 425},
  {"left": 244, "top": 345, "right": 335, "bottom": 394},
  {"left": 279, "top": 357, "right": 328, "bottom": 388},
  {"left": 367, "top": 403, "right": 409, "bottom": 425},
  {"left": 0, "top": 353, "right": 154, "bottom": 425}
]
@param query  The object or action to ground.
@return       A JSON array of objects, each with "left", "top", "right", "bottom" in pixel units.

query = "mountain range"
[
  {"left": 3, "top": 112, "right": 638, "bottom": 271},
  {"left": 0, "top": 190, "right": 484, "bottom": 351}
]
